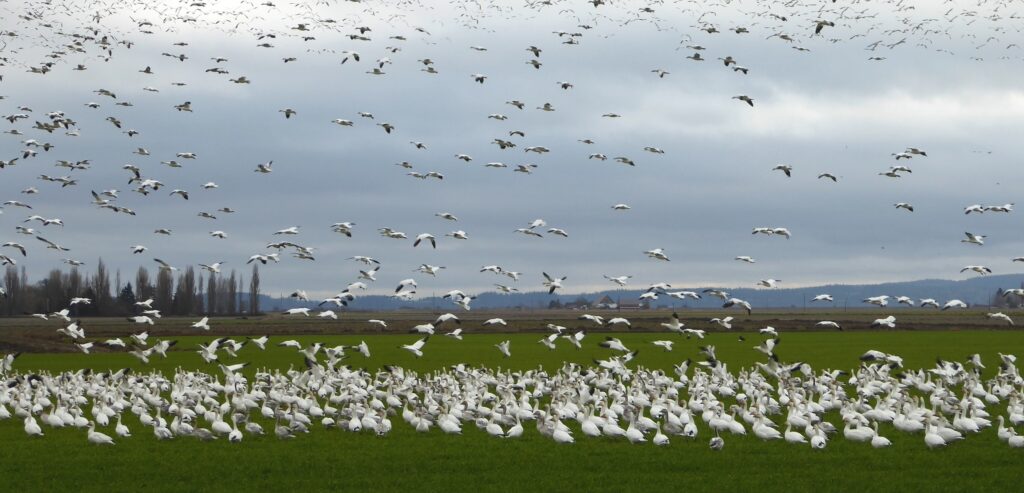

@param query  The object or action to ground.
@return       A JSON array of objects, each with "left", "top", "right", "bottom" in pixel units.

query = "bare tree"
[
  {"left": 93, "top": 258, "right": 112, "bottom": 314},
  {"left": 226, "top": 270, "right": 237, "bottom": 314},
  {"left": 135, "top": 267, "right": 152, "bottom": 303},
  {"left": 154, "top": 268, "right": 173, "bottom": 312},
  {"left": 3, "top": 266, "right": 21, "bottom": 316},
  {"left": 207, "top": 273, "right": 217, "bottom": 315}
]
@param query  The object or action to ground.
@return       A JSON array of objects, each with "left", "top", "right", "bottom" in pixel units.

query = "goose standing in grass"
[
  {"left": 24, "top": 416, "right": 44, "bottom": 437},
  {"left": 88, "top": 422, "right": 115, "bottom": 445}
]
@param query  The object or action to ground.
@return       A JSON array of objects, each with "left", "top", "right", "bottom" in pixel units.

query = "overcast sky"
[{"left": 1, "top": 0, "right": 1023, "bottom": 299}]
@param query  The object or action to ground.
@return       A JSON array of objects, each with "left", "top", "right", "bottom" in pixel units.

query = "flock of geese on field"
[{"left": 3, "top": 342, "right": 1024, "bottom": 450}]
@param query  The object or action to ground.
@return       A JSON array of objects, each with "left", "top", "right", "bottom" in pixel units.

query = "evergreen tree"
[{"left": 118, "top": 282, "right": 137, "bottom": 313}]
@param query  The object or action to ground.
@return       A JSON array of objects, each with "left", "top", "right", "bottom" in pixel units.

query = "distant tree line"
[{"left": 0, "top": 260, "right": 263, "bottom": 317}]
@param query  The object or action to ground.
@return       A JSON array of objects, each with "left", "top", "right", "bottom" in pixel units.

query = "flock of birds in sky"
[
  {"left": 1, "top": 0, "right": 1024, "bottom": 450},
  {"left": 0, "top": 0, "right": 1022, "bottom": 301}
]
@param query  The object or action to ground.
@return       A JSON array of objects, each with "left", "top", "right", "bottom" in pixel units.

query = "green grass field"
[{"left": 2, "top": 320, "right": 1024, "bottom": 492}]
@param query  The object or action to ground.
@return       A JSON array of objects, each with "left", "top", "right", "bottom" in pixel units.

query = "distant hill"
[{"left": 256, "top": 274, "right": 1024, "bottom": 312}]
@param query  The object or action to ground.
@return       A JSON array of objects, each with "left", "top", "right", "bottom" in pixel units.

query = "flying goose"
[
  {"left": 863, "top": 295, "right": 889, "bottom": 307},
  {"left": 644, "top": 248, "right": 670, "bottom": 261},
  {"left": 36, "top": 236, "right": 70, "bottom": 251},
  {"left": 514, "top": 228, "right": 543, "bottom": 238},
  {"left": 962, "top": 232, "right": 985, "bottom": 245},
  {"left": 985, "top": 203, "right": 1013, "bottom": 213},
  {"left": 413, "top": 233, "right": 437, "bottom": 248},
  {"left": 191, "top": 317, "right": 211, "bottom": 331},
  {"left": 542, "top": 272, "right": 566, "bottom": 294},
  {"left": 732, "top": 95, "right": 754, "bottom": 106},
  {"left": 416, "top": 264, "right": 445, "bottom": 276},
  {"left": 942, "top": 299, "right": 969, "bottom": 310},
  {"left": 599, "top": 337, "right": 631, "bottom": 353},
  {"left": 495, "top": 340, "right": 511, "bottom": 358},
  {"left": 661, "top": 313, "right": 685, "bottom": 333},
  {"left": 199, "top": 262, "right": 226, "bottom": 274},
  {"left": 603, "top": 275, "right": 631, "bottom": 286},
  {"left": 667, "top": 291, "right": 701, "bottom": 300},
  {"left": 453, "top": 296, "right": 475, "bottom": 311},
  {"left": 401, "top": 336, "right": 429, "bottom": 357},
  {"left": 2, "top": 242, "right": 26, "bottom": 256},
  {"left": 960, "top": 265, "right": 991, "bottom": 275},
  {"left": 723, "top": 298, "right": 752, "bottom": 314}
]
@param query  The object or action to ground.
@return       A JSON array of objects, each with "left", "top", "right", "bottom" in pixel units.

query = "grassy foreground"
[{"left": 2, "top": 330, "right": 1023, "bottom": 492}]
